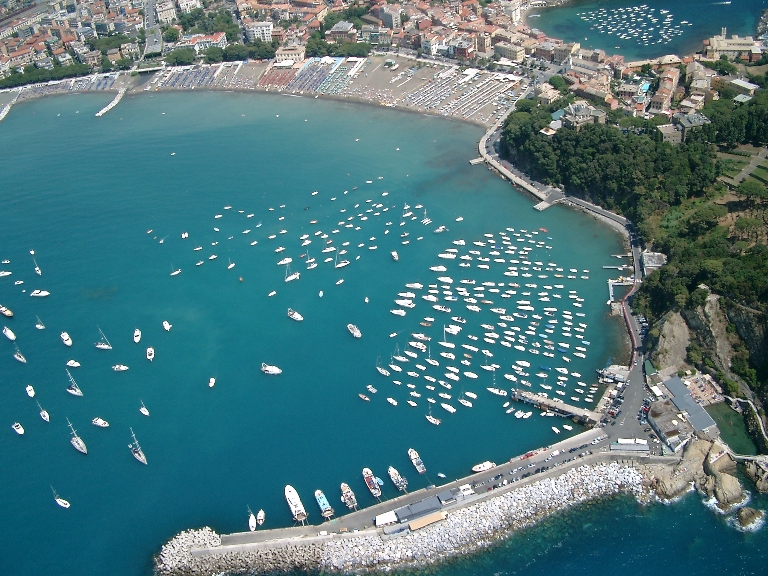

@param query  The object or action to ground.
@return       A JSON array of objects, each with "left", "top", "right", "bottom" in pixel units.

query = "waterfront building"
[
  {"left": 705, "top": 29, "right": 759, "bottom": 60},
  {"left": 274, "top": 44, "right": 305, "bottom": 63},
  {"left": 640, "top": 251, "right": 667, "bottom": 276}
]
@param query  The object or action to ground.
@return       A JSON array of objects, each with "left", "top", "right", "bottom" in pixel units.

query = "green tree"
[
  {"left": 548, "top": 74, "right": 568, "bottom": 93},
  {"left": 163, "top": 27, "right": 179, "bottom": 43},
  {"left": 204, "top": 46, "right": 224, "bottom": 63},
  {"left": 165, "top": 47, "right": 196, "bottom": 65}
]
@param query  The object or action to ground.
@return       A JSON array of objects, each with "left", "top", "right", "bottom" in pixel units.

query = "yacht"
[
  {"left": 347, "top": 324, "right": 362, "bottom": 338},
  {"left": 471, "top": 461, "right": 496, "bottom": 473},
  {"left": 30, "top": 290, "right": 50, "bottom": 297},
  {"left": 261, "top": 363, "right": 282, "bottom": 375},
  {"left": 67, "top": 418, "right": 87, "bottom": 454},
  {"left": 12, "top": 422, "right": 24, "bottom": 435},
  {"left": 133, "top": 329, "right": 141, "bottom": 343},
  {"left": 129, "top": 427, "right": 147, "bottom": 465},
  {"left": 277, "top": 257, "right": 292, "bottom": 266},
  {"left": 285, "top": 485, "right": 308, "bottom": 523},
  {"left": 92, "top": 417, "right": 109, "bottom": 428},
  {"left": 66, "top": 369, "right": 83, "bottom": 396},
  {"left": 163, "top": 320, "right": 172, "bottom": 331},
  {"left": 426, "top": 413, "right": 441, "bottom": 426},
  {"left": 170, "top": 266, "right": 181, "bottom": 276},
  {"left": 25, "top": 384, "right": 35, "bottom": 397},
  {"left": 0, "top": 304, "right": 13, "bottom": 317},
  {"left": 3, "top": 326, "right": 15, "bottom": 341},
  {"left": 287, "top": 308, "right": 304, "bottom": 321},
  {"left": 37, "top": 401, "right": 49, "bottom": 422},
  {"left": 61, "top": 332, "right": 73, "bottom": 347},
  {"left": 391, "top": 251, "right": 399, "bottom": 262},
  {"left": 257, "top": 509, "right": 265, "bottom": 525},
  {"left": 112, "top": 364, "right": 129, "bottom": 372},
  {"left": 35, "top": 316, "right": 45, "bottom": 330},
  {"left": 376, "top": 357, "right": 390, "bottom": 377},
  {"left": 52, "top": 486, "right": 70, "bottom": 508},
  {"left": 146, "top": 347, "right": 155, "bottom": 361},
  {"left": 94, "top": 327, "right": 112, "bottom": 350},
  {"left": 139, "top": 400, "right": 150, "bottom": 416}
]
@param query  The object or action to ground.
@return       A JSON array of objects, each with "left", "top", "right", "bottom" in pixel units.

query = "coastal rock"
[
  {"left": 705, "top": 441, "right": 737, "bottom": 475},
  {"left": 736, "top": 506, "right": 764, "bottom": 529},
  {"left": 744, "top": 461, "right": 768, "bottom": 493},
  {"left": 714, "top": 472, "right": 744, "bottom": 508},
  {"left": 655, "top": 440, "right": 710, "bottom": 500}
]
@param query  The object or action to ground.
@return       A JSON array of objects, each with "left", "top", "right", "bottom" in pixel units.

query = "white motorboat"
[
  {"left": 261, "top": 363, "right": 282, "bottom": 375},
  {"left": 67, "top": 418, "right": 87, "bottom": 454},
  {"left": 139, "top": 400, "right": 150, "bottom": 416},
  {"left": 471, "top": 461, "right": 496, "bottom": 473},
  {"left": 146, "top": 347, "right": 155, "bottom": 361},
  {"left": 35, "top": 316, "right": 45, "bottom": 330},
  {"left": 248, "top": 507, "right": 257, "bottom": 531},
  {"left": 25, "top": 384, "right": 35, "bottom": 397},
  {"left": 92, "top": 417, "right": 109, "bottom": 428},
  {"left": 257, "top": 509, "right": 265, "bottom": 525},
  {"left": 209, "top": 377, "right": 216, "bottom": 388},
  {"left": 61, "top": 332, "right": 73, "bottom": 346},
  {"left": 3, "top": 326, "right": 15, "bottom": 341},
  {"left": 391, "top": 251, "right": 399, "bottom": 261},
  {"left": 347, "top": 324, "right": 362, "bottom": 338},
  {"left": 30, "top": 290, "right": 50, "bottom": 297},
  {"left": 277, "top": 257, "right": 292, "bottom": 266},
  {"left": 391, "top": 309, "right": 406, "bottom": 316},
  {"left": 133, "top": 329, "right": 141, "bottom": 343},
  {"left": 163, "top": 320, "right": 172, "bottom": 331},
  {"left": 52, "top": 486, "right": 70, "bottom": 508},
  {"left": 94, "top": 327, "right": 112, "bottom": 350},
  {"left": 287, "top": 308, "right": 304, "bottom": 321},
  {"left": 285, "top": 485, "right": 308, "bottom": 523},
  {"left": 0, "top": 304, "right": 13, "bottom": 317},
  {"left": 12, "top": 422, "right": 24, "bottom": 435},
  {"left": 112, "top": 364, "right": 129, "bottom": 372}
]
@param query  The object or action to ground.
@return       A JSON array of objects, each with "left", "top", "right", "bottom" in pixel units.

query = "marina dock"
[
  {"left": 510, "top": 389, "right": 601, "bottom": 424},
  {"left": 95, "top": 87, "right": 126, "bottom": 117}
]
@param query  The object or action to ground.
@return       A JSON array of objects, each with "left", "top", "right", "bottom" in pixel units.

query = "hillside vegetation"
[{"left": 500, "top": 91, "right": 768, "bottom": 398}]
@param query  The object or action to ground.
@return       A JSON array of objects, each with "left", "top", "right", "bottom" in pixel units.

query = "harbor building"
[
  {"left": 640, "top": 251, "right": 667, "bottom": 276},
  {"left": 647, "top": 398, "right": 695, "bottom": 452},
  {"left": 663, "top": 376, "right": 720, "bottom": 439}
]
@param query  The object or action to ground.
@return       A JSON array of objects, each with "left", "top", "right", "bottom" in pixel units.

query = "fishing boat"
[
  {"left": 261, "top": 363, "right": 282, "bottom": 375},
  {"left": 12, "top": 422, "right": 24, "bottom": 435},
  {"left": 287, "top": 308, "right": 304, "bottom": 321},
  {"left": 388, "top": 466, "right": 408, "bottom": 492},
  {"left": 129, "top": 427, "right": 147, "bottom": 464},
  {"left": 35, "top": 316, "right": 45, "bottom": 330},
  {"left": 0, "top": 304, "right": 13, "bottom": 317},
  {"left": 133, "top": 329, "right": 141, "bottom": 343},
  {"left": 340, "top": 482, "right": 358, "bottom": 510},
  {"left": 146, "top": 347, "right": 155, "bottom": 361},
  {"left": 37, "top": 401, "right": 49, "bottom": 422},
  {"left": 139, "top": 400, "right": 149, "bottom": 416},
  {"left": 408, "top": 448, "right": 426, "bottom": 473},
  {"left": 314, "top": 489, "right": 335, "bottom": 519},
  {"left": 347, "top": 324, "right": 362, "bottom": 338},
  {"left": 3, "top": 326, "right": 16, "bottom": 341},
  {"left": 67, "top": 418, "right": 87, "bottom": 454},
  {"left": 94, "top": 327, "right": 112, "bottom": 350},
  {"left": 52, "top": 486, "right": 70, "bottom": 508},
  {"left": 285, "top": 485, "right": 308, "bottom": 523},
  {"left": 248, "top": 506, "right": 257, "bottom": 531},
  {"left": 471, "top": 461, "right": 495, "bottom": 473},
  {"left": 61, "top": 332, "right": 73, "bottom": 346},
  {"left": 362, "top": 468, "right": 381, "bottom": 498},
  {"left": 257, "top": 509, "right": 265, "bottom": 525},
  {"left": 66, "top": 369, "right": 83, "bottom": 396},
  {"left": 92, "top": 417, "right": 109, "bottom": 428}
]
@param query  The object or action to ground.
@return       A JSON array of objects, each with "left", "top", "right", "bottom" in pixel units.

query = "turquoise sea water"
[
  {"left": 0, "top": 92, "right": 763, "bottom": 576},
  {"left": 531, "top": 0, "right": 767, "bottom": 62}
]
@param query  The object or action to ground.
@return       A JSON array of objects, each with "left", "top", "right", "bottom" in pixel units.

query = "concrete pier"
[
  {"left": 511, "top": 389, "right": 601, "bottom": 424},
  {"left": 95, "top": 87, "right": 126, "bottom": 117}
]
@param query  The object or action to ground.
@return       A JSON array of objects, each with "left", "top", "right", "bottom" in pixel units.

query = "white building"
[
  {"left": 177, "top": 0, "right": 202, "bottom": 14},
  {"left": 156, "top": 1, "right": 178, "bottom": 25},
  {"left": 245, "top": 21, "right": 273, "bottom": 43}
]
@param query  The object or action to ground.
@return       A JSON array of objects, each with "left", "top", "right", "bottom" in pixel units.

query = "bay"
[
  {"left": 530, "top": 0, "right": 767, "bottom": 62},
  {"left": 0, "top": 91, "right": 758, "bottom": 576}
]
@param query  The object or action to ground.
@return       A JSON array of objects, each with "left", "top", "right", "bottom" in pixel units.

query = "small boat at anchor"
[
  {"left": 340, "top": 482, "right": 358, "bottom": 510},
  {"left": 129, "top": 427, "right": 147, "bottom": 465}
]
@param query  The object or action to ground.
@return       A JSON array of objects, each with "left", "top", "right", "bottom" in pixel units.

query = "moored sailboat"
[
  {"left": 67, "top": 418, "right": 87, "bottom": 454},
  {"left": 129, "top": 427, "right": 147, "bottom": 464}
]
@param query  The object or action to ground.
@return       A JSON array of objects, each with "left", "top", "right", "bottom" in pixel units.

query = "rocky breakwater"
[
  {"left": 154, "top": 463, "right": 645, "bottom": 576},
  {"left": 320, "top": 463, "right": 644, "bottom": 572}
]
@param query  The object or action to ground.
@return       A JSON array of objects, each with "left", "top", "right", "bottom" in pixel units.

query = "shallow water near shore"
[{"left": 0, "top": 91, "right": 762, "bottom": 576}]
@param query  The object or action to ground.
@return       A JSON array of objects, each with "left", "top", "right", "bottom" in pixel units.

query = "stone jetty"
[{"left": 155, "top": 463, "right": 644, "bottom": 575}]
